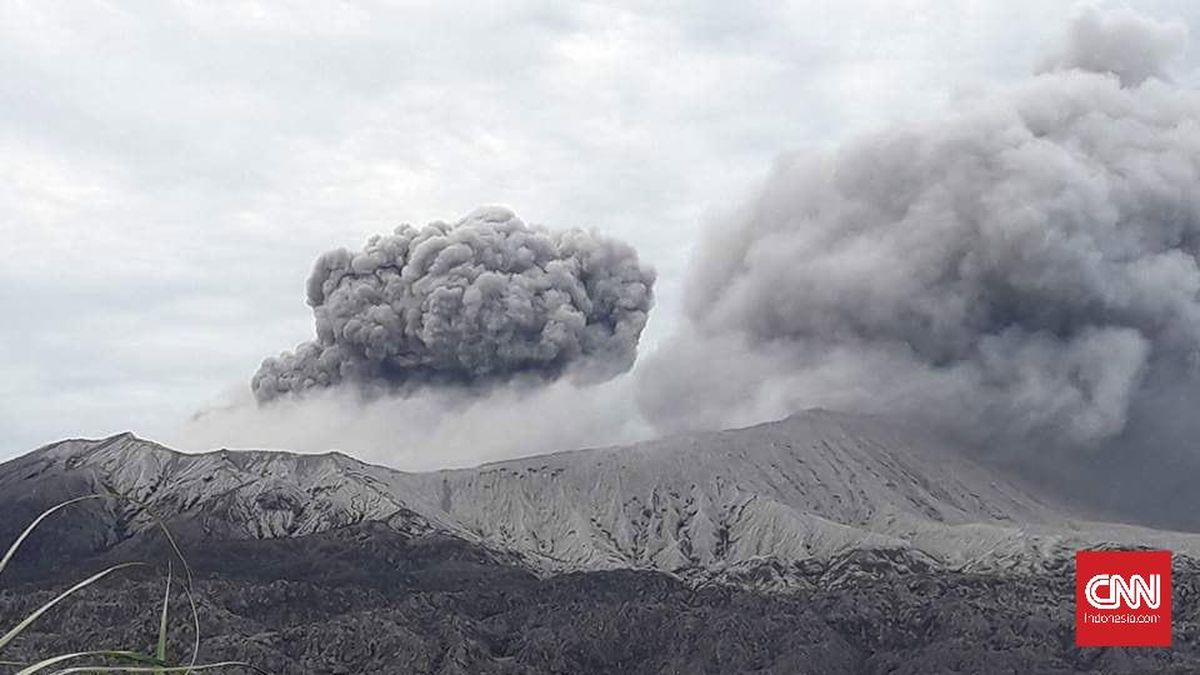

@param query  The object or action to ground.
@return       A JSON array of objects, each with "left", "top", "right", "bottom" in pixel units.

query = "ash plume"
[
  {"left": 254, "top": 206, "right": 655, "bottom": 401},
  {"left": 638, "top": 6, "right": 1200, "bottom": 456},
  {"left": 178, "top": 376, "right": 652, "bottom": 471},
  {"left": 1037, "top": 5, "right": 1186, "bottom": 87}
]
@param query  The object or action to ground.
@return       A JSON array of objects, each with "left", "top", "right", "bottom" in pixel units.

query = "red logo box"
[{"left": 1075, "top": 550, "right": 1172, "bottom": 647}]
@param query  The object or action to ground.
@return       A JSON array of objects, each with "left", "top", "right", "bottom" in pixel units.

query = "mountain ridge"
[{"left": 5, "top": 409, "right": 1197, "bottom": 581}]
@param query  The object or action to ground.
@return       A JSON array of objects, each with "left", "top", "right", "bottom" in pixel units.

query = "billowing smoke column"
[
  {"left": 254, "top": 206, "right": 655, "bottom": 401},
  {"left": 638, "top": 6, "right": 1200, "bottom": 453}
]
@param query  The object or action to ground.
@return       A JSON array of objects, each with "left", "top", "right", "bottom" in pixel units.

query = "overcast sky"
[{"left": 4, "top": 1, "right": 1200, "bottom": 460}]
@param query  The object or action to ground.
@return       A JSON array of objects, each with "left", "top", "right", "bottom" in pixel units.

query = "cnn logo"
[
  {"left": 1083, "top": 573, "right": 1161, "bottom": 610},
  {"left": 1075, "top": 550, "right": 1171, "bottom": 647}
]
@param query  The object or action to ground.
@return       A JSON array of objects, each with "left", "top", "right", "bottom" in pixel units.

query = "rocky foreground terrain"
[{"left": 2, "top": 410, "right": 1199, "bottom": 673}]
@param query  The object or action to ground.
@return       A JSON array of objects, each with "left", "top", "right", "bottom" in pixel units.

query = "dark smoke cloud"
[
  {"left": 254, "top": 206, "right": 654, "bottom": 401},
  {"left": 638, "top": 6, "right": 1200, "bottom": 456}
]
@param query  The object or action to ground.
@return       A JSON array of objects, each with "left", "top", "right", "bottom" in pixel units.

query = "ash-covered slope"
[
  {"left": 0, "top": 433, "right": 469, "bottom": 574},
  {"left": 2, "top": 410, "right": 1196, "bottom": 578},
  {"left": 402, "top": 410, "right": 1068, "bottom": 572}
]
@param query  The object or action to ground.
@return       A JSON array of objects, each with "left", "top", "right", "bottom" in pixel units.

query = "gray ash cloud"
[
  {"left": 253, "top": 206, "right": 654, "bottom": 401},
  {"left": 638, "top": 6, "right": 1200, "bottom": 454}
]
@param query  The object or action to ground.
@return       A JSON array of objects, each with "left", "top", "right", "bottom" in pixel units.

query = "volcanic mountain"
[
  {"left": 4, "top": 410, "right": 1194, "bottom": 575},
  {"left": 3, "top": 410, "right": 1199, "bottom": 673}
]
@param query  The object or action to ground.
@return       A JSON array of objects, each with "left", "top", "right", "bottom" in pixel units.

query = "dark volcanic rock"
[{"left": 2, "top": 522, "right": 1199, "bottom": 674}]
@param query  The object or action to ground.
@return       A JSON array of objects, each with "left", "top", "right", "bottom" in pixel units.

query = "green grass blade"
[
  {"left": 155, "top": 560, "right": 172, "bottom": 673},
  {"left": 0, "top": 495, "right": 107, "bottom": 578},
  {"left": 48, "top": 661, "right": 268, "bottom": 674},
  {"left": 152, "top": 519, "right": 198, "bottom": 674},
  {"left": 181, "top": 586, "right": 199, "bottom": 675},
  {"left": 0, "top": 494, "right": 262, "bottom": 674},
  {"left": 2, "top": 493, "right": 205, "bottom": 672},
  {"left": 109, "top": 494, "right": 201, "bottom": 673},
  {"left": 15, "top": 650, "right": 163, "bottom": 674},
  {"left": 0, "top": 562, "right": 146, "bottom": 652}
]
